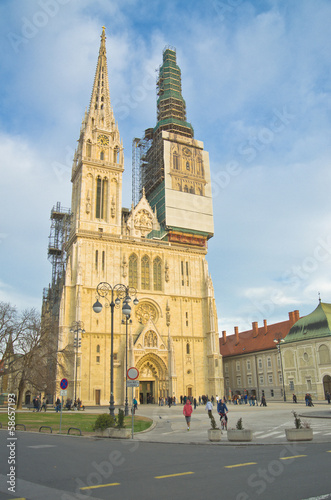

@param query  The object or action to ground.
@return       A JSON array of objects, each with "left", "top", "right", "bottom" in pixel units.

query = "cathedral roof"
[{"left": 284, "top": 301, "right": 331, "bottom": 343}]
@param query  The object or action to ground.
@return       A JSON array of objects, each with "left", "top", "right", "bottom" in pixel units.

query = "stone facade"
[{"left": 51, "top": 29, "right": 223, "bottom": 406}]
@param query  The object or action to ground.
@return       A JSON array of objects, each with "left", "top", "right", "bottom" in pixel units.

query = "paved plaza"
[{"left": 132, "top": 400, "right": 331, "bottom": 445}]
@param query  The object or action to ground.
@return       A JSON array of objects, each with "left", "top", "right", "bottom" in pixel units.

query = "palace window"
[
  {"left": 259, "top": 375, "right": 264, "bottom": 384},
  {"left": 153, "top": 257, "right": 162, "bottom": 291},
  {"left": 186, "top": 261, "right": 189, "bottom": 286},
  {"left": 258, "top": 358, "right": 263, "bottom": 370},
  {"left": 102, "top": 251, "right": 105, "bottom": 271},
  {"left": 128, "top": 254, "right": 138, "bottom": 288},
  {"left": 95, "top": 250, "right": 98, "bottom": 270},
  {"left": 267, "top": 357, "right": 272, "bottom": 368},
  {"left": 319, "top": 344, "right": 330, "bottom": 364},
  {"left": 186, "top": 343, "right": 190, "bottom": 355},
  {"left": 141, "top": 255, "right": 150, "bottom": 290}
]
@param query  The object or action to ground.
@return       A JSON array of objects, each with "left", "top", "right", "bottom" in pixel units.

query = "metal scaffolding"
[{"left": 43, "top": 202, "right": 72, "bottom": 314}]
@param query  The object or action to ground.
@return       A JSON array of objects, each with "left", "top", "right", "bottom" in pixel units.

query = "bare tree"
[{"left": 0, "top": 302, "right": 72, "bottom": 408}]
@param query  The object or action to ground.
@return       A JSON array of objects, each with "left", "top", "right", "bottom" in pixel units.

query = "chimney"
[
  {"left": 289, "top": 311, "right": 295, "bottom": 327},
  {"left": 234, "top": 326, "right": 239, "bottom": 345},
  {"left": 222, "top": 330, "right": 226, "bottom": 344},
  {"left": 252, "top": 321, "right": 258, "bottom": 338},
  {"left": 263, "top": 319, "right": 267, "bottom": 335},
  {"left": 294, "top": 310, "right": 300, "bottom": 322}
]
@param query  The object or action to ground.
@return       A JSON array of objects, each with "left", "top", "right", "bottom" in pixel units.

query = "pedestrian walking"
[
  {"left": 41, "top": 397, "right": 47, "bottom": 412},
  {"left": 205, "top": 399, "right": 213, "bottom": 417},
  {"left": 183, "top": 399, "right": 193, "bottom": 431}
]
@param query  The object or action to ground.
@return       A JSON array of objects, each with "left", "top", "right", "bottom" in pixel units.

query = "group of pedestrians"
[
  {"left": 183, "top": 397, "right": 229, "bottom": 431},
  {"left": 32, "top": 396, "right": 47, "bottom": 412}
]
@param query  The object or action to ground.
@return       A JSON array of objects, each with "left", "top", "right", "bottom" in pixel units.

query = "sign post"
[
  {"left": 127, "top": 367, "right": 139, "bottom": 439},
  {"left": 59, "top": 379, "right": 68, "bottom": 434}
]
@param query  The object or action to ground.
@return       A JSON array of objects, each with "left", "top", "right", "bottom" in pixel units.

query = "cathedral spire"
[
  {"left": 155, "top": 47, "right": 193, "bottom": 138},
  {"left": 87, "top": 26, "right": 114, "bottom": 131}
]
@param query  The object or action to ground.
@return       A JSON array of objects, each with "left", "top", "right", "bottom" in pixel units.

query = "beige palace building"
[{"left": 43, "top": 28, "right": 223, "bottom": 406}]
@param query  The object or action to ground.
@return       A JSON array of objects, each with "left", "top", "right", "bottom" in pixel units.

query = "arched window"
[
  {"left": 186, "top": 343, "right": 190, "bottom": 354},
  {"left": 173, "top": 153, "right": 179, "bottom": 170},
  {"left": 100, "top": 151, "right": 104, "bottom": 161},
  {"left": 96, "top": 177, "right": 107, "bottom": 219},
  {"left": 96, "top": 345, "right": 100, "bottom": 353},
  {"left": 141, "top": 255, "right": 150, "bottom": 290},
  {"left": 183, "top": 185, "right": 188, "bottom": 193},
  {"left": 319, "top": 344, "right": 330, "bottom": 364},
  {"left": 186, "top": 161, "right": 190, "bottom": 170},
  {"left": 128, "top": 254, "right": 138, "bottom": 288},
  {"left": 189, "top": 186, "right": 195, "bottom": 194},
  {"left": 86, "top": 140, "right": 92, "bottom": 158},
  {"left": 113, "top": 147, "right": 119, "bottom": 164},
  {"left": 153, "top": 257, "right": 162, "bottom": 291}
]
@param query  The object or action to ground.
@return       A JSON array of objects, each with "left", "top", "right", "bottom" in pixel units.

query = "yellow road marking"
[
  {"left": 280, "top": 455, "right": 307, "bottom": 460},
  {"left": 155, "top": 472, "right": 194, "bottom": 479},
  {"left": 225, "top": 462, "right": 257, "bottom": 468},
  {"left": 80, "top": 483, "right": 120, "bottom": 490},
  {"left": 327, "top": 450, "right": 331, "bottom": 453}
]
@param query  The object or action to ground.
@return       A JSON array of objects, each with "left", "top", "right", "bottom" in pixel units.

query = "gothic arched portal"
[{"left": 136, "top": 353, "right": 168, "bottom": 404}]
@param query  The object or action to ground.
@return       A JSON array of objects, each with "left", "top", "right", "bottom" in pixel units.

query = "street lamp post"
[
  {"left": 122, "top": 314, "right": 132, "bottom": 416},
  {"left": 92, "top": 282, "right": 138, "bottom": 417},
  {"left": 70, "top": 321, "right": 85, "bottom": 404},
  {"left": 274, "top": 338, "right": 286, "bottom": 402}
]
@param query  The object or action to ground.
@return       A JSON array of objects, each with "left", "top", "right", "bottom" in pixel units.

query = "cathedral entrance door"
[{"left": 139, "top": 381, "right": 154, "bottom": 404}]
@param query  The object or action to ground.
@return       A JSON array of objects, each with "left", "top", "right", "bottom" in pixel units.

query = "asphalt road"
[{"left": 1, "top": 430, "right": 331, "bottom": 500}]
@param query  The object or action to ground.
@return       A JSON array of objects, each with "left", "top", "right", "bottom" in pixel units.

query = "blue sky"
[{"left": 1, "top": 0, "right": 331, "bottom": 334}]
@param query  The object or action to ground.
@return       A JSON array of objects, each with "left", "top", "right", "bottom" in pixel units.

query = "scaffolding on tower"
[{"left": 43, "top": 202, "right": 72, "bottom": 315}]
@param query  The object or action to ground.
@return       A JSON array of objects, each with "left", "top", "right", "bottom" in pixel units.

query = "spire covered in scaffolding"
[{"left": 155, "top": 47, "right": 193, "bottom": 138}]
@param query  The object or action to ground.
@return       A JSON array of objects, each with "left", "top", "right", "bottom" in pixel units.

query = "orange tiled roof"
[{"left": 219, "top": 311, "right": 300, "bottom": 357}]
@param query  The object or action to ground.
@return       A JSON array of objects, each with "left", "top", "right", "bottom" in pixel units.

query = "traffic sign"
[
  {"left": 127, "top": 367, "right": 139, "bottom": 380},
  {"left": 127, "top": 380, "right": 139, "bottom": 387},
  {"left": 60, "top": 390, "right": 67, "bottom": 396},
  {"left": 60, "top": 378, "right": 68, "bottom": 390}
]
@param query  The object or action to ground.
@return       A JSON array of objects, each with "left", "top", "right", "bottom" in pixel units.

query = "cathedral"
[{"left": 45, "top": 28, "right": 223, "bottom": 406}]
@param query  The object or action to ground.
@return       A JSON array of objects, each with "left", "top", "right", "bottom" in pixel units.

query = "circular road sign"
[
  {"left": 127, "top": 367, "right": 139, "bottom": 380},
  {"left": 60, "top": 378, "right": 68, "bottom": 390}
]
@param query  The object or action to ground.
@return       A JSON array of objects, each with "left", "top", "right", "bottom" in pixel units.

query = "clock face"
[{"left": 97, "top": 134, "right": 109, "bottom": 146}]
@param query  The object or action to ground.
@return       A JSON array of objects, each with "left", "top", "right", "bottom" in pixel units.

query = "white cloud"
[{"left": 0, "top": 0, "right": 330, "bottom": 332}]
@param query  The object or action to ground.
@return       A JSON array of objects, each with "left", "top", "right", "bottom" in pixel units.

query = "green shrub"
[
  {"left": 236, "top": 417, "right": 244, "bottom": 430},
  {"left": 292, "top": 411, "right": 302, "bottom": 429},
  {"left": 93, "top": 413, "right": 115, "bottom": 431},
  {"left": 117, "top": 408, "right": 125, "bottom": 428},
  {"left": 208, "top": 412, "right": 219, "bottom": 430}
]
